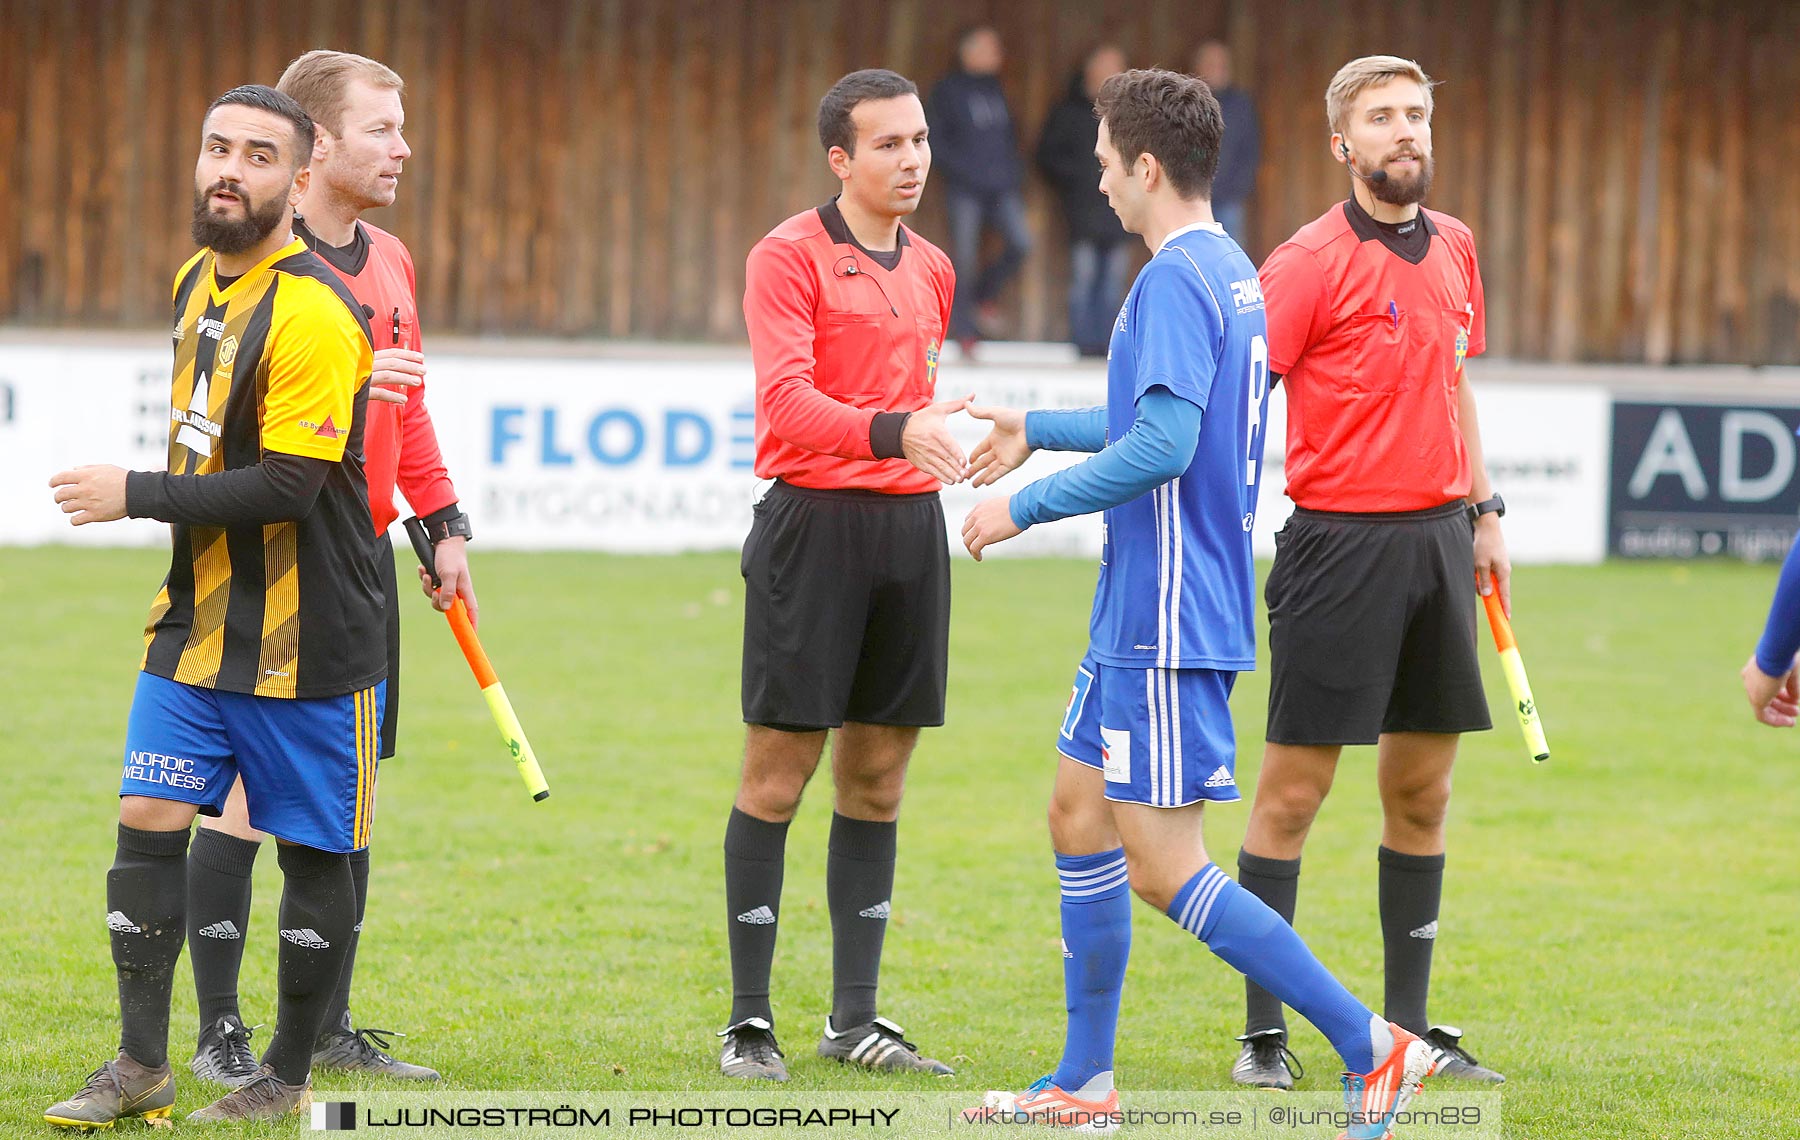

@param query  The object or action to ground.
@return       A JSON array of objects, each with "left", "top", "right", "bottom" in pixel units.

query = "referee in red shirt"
[
  {"left": 1228, "top": 56, "right": 1510, "bottom": 1090},
  {"left": 718, "top": 69, "right": 968, "bottom": 1082}
]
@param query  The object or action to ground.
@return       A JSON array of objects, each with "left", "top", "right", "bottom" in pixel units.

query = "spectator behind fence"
[
  {"left": 1036, "top": 43, "right": 1130, "bottom": 358},
  {"left": 928, "top": 25, "right": 1033, "bottom": 354},
  {"left": 1192, "top": 40, "right": 1260, "bottom": 243}
]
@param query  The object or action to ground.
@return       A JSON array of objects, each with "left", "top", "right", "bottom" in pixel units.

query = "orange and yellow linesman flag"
[
  {"left": 1481, "top": 591, "right": 1549, "bottom": 764},
  {"left": 405, "top": 518, "right": 551, "bottom": 801}
]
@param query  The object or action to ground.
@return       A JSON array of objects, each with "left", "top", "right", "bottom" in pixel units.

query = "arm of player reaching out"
[
  {"left": 1027, "top": 406, "right": 1109, "bottom": 452},
  {"left": 961, "top": 387, "right": 1199, "bottom": 560},
  {"left": 1744, "top": 535, "right": 1800, "bottom": 726},
  {"left": 124, "top": 454, "right": 335, "bottom": 524},
  {"left": 51, "top": 453, "right": 335, "bottom": 527}
]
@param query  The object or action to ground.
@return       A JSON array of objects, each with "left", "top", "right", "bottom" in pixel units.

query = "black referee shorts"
[
  {"left": 378, "top": 538, "right": 401, "bottom": 759},
  {"left": 740, "top": 480, "right": 950, "bottom": 731},
  {"left": 1265, "top": 500, "right": 1491, "bottom": 745}
]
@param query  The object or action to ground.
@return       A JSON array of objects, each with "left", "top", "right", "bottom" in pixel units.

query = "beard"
[
  {"left": 1371, "top": 152, "right": 1434, "bottom": 207},
  {"left": 191, "top": 180, "right": 288, "bottom": 255}
]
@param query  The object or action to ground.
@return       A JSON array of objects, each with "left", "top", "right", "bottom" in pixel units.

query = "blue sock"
[
  {"left": 1050, "top": 849, "right": 1131, "bottom": 1093},
  {"left": 1169, "top": 864, "right": 1382, "bottom": 1073}
]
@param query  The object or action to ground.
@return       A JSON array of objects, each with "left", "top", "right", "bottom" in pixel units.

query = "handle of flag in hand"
[
  {"left": 1481, "top": 590, "right": 1549, "bottom": 764},
  {"left": 404, "top": 517, "right": 551, "bottom": 801}
]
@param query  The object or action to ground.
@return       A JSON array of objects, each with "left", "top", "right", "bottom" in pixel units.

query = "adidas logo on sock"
[
  {"left": 280, "top": 927, "right": 331, "bottom": 949},
  {"left": 1204, "top": 765, "right": 1236, "bottom": 789},
  {"left": 858, "top": 901, "right": 891, "bottom": 920},
  {"left": 1409, "top": 921, "right": 1438, "bottom": 940},
  {"left": 198, "top": 920, "right": 242, "bottom": 940},
  {"left": 105, "top": 910, "right": 142, "bottom": 933},
  {"left": 1061, "top": 938, "right": 1074, "bottom": 960},
  {"left": 736, "top": 906, "right": 776, "bottom": 926}
]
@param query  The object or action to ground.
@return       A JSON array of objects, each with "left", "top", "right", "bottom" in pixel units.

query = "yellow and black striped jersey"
[{"left": 141, "top": 238, "right": 385, "bottom": 699}]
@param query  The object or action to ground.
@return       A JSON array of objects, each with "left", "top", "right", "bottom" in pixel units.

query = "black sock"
[
  {"left": 261, "top": 844, "right": 354, "bottom": 1085},
  {"left": 1378, "top": 846, "right": 1445, "bottom": 1035},
  {"left": 827, "top": 813, "right": 897, "bottom": 1028},
  {"left": 724, "top": 808, "right": 790, "bottom": 1026},
  {"left": 111, "top": 823, "right": 191, "bottom": 1069},
  {"left": 1238, "top": 848, "right": 1302, "bottom": 1036},
  {"left": 186, "top": 829, "right": 262, "bottom": 1032},
  {"left": 321, "top": 846, "right": 371, "bottom": 1038}
]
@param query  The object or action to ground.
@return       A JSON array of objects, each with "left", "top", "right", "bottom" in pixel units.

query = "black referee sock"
[
  {"left": 827, "top": 813, "right": 898, "bottom": 1029},
  {"left": 724, "top": 808, "right": 790, "bottom": 1026},
  {"left": 1378, "top": 846, "right": 1445, "bottom": 1036},
  {"left": 187, "top": 828, "right": 262, "bottom": 1032},
  {"left": 321, "top": 846, "right": 372, "bottom": 1038},
  {"left": 1238, "top": 848, "right": 1302, "bottom": 1037},
  {"left": 262, "top": 843, "right": 354, "bottom": 1085},
  {"left": 111, "top": 823, "right": 191, "bottom": 1069}
]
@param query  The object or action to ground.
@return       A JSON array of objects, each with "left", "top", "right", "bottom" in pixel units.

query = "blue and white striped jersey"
[{"left": 1088, "top": 221, "right": 1272, "bottom": 671}]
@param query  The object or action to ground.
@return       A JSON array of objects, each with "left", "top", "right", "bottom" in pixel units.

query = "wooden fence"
[{"left": 1, "top": 0, "right": 1794, "bottom": 363}]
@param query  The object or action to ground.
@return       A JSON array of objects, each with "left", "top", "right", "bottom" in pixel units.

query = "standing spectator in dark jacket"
[
  {"left": 1036, "top": 43, "right": 1129, "bottom": 357},
  {"left": 1193, "top": 40, "right": 1260, "bottom": 243},
  {"left": 928, "top": 25, "right": 1033, "bottom": 351}
]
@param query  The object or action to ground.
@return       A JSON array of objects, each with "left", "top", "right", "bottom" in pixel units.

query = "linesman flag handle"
[
  {"left": 404, "top": 517, "right": 551, "bottom": 801},
  {"left": 1481, "top": 591, "right": 1549, "bottom": 764}
]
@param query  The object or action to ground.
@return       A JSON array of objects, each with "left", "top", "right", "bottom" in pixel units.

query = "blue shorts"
[
  {"left": 1056, "top": 652, "right": 1240, "bottom": 807},
  {"left": 120, "top": 672, "right": 385, "bottom": 853}
]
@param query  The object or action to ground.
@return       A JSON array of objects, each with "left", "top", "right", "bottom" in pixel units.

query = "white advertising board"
[{"left": 0, "top": 344, "right": 1606, "bottom": 564}]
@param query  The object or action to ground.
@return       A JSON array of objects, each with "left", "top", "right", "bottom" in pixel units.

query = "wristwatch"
[
  {"left": 1470, "top": 494, "right": 1505, "bottom": 521},
  {"left": 426, "top": 510, "right": 473, "bottom": 544}
]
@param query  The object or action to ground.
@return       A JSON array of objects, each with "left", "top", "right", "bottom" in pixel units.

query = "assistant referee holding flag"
[
  {"left": 1229, "top": 55, "right": 1510, "bottom": 1089},
  {"left": 718, "top": 67, "right": 968, "bottom": 1082}
]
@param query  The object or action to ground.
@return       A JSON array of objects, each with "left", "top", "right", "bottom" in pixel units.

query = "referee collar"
[
  {"left": 1158, "top": 219, "right": 1227, "bottom": 251},
  {"left": 1344, "top": 196, "right": 1438, "bottom": 264},
  {"left": 294, "top": 215, "right": 372, "bottom": 276},
  {"left": 818, "top": 197, "right": 908, "bottom": 271}
]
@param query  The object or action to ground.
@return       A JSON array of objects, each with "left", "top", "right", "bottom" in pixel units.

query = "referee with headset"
[
  {"left": 1229, "top": 55, "right": 1511, "bottom": 1089},
  {"left": 715, "top": 68, "right": 968, "bottom": 1082}
]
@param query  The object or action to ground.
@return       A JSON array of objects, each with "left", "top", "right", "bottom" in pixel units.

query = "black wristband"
[
  {"left": 869, "top": 411, "right": 912, "bottom": 461},
  {"left": 424, "top": 506, "right": 472, "bottom": 543}
]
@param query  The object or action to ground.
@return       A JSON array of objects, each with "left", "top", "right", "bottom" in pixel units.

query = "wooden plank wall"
[{"left": 1, "top": 0, "right": 1795, "bottom": 364}]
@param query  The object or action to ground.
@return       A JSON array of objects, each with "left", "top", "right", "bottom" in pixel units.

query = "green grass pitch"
[{"left": 1, "top": 547, "right": 1795, "bottom": 1137}]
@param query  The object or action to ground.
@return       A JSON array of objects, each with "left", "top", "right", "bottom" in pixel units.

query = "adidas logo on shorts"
[
  {"left": 198, "top": 920, "right": 242, "bottom": 940},
  {"left": 1410, "top": 921, "right": 1439, "bottom": 940},
  {"left": 1204, "top": 765, "right": 1237, "bottom": 789},
  {"left": 858, "top": 901, "right": 891, "bottom": 920},
  {"left": 105, "top": 910, "right": 142, "bottom": 933},
  {"left": 280, "top": 927, "right": 331, "bottom": 949},
  {"left": 736, "top": 906, "right": 776, "bottom": 926}
]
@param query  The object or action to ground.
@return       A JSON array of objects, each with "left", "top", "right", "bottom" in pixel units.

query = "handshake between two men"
[{"left": 888, "top": 394, "right": 1043, "bottom": 563}]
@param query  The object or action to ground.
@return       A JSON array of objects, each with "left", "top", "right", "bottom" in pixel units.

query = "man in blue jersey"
[{"left": 959, "top": 69, "right": 1434, "bottom": 1139}]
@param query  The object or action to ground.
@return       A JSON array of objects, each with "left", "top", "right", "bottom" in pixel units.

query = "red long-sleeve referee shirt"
[
  {"left": 297, "top": 218, "right": 459, "bottom": 535},
  {"left": 744, "top": 199, "right": 956, "bottom": 494}
]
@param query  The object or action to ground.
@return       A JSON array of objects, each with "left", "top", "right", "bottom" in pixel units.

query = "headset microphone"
[
  {"left": 834, "top": 254, "right": 897, "bottom": 316},
  {"left": 1339, "top": 142, "right": 1389, "bottom": 185}
]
